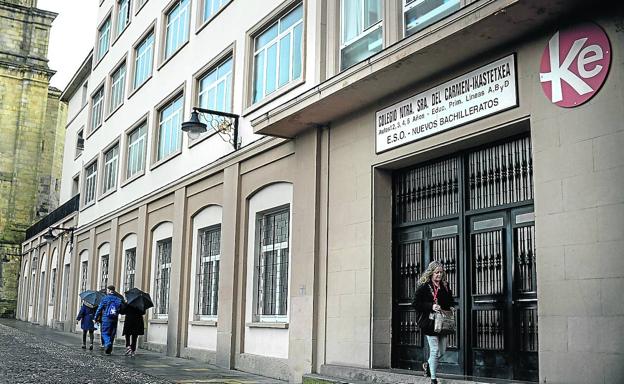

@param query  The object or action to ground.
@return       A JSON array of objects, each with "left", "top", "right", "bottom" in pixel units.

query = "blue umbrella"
[{"left": 79, "top": 290, "right": 105, "bottom": 307}]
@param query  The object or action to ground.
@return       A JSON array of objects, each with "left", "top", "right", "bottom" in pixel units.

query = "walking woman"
[
  {"left": 76, "top": 300, "right": 96, "bottom": 350},
  {"left": 120, "top": 303, "right": 145, "bottom": 357},
  {"left": 413, "top": 261, "right": 453, "bottom": 384}
]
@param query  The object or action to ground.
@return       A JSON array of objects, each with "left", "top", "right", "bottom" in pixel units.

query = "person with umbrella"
[
  {"left": 120, "top": 288, "right": 153, "bottom": 357},
  {"left": 95, "top": 285, "right": 123, "bottom": 355},
  {"left": 76, "top": 299, "right": 96, "bottom": 350}
]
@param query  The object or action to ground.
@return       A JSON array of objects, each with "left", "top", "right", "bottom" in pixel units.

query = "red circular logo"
[{"left": 539, "top": 22, "right": 611, "bottom": 108}]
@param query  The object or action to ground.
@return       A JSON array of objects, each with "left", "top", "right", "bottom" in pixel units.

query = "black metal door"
[{"left": 392, "top": 135, "right": 537, "bottom": 381}]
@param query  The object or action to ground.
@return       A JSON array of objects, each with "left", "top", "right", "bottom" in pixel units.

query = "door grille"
[
  {"left": 473, "top": 230, "right": 504, "bottom": 295},
  {"left": 475, "top": 309, "right": 504, "bottom": 350}
]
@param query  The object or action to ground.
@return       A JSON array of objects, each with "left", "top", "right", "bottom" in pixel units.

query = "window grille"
[
  {"left": 256, "top": 208, "right": 290, "bottom": 319},
  {"left": 134, "top": 32, "right": 154, "bottom": 89},
  {"left": 157, "top": 95, "right": 183, "bottom": 160},
  {"left": 124, "top": 248, "right": 136, "bottom": 292},
  {"left": 252, "top": 4, "right": 303, "bottom": 103},
  {"left": 61, "top": 265, "right": 70, "bottom": 319},
  {"left": 50, "top": 268, "right": 57, "bottom": 303},
  {"left": 197, "top": 226, "right": 221, "bottom": 317},
  {"left": 154, "top": 239, "right": 172, "bottom": 315},
  {"left": 126, "top": 123, "right": 147, "bottom": 178},
  {"left": 80, "top": 261, "right": 88, "bottom": 292},
  {"left": 103, "top": 144, "right": 119, "bottom": 193},
  {"left": 165, "top": 0, "right": 190, "bottom": 59},
  {"left": 100, "top": 255, "right": 109, "bottom": 290}
]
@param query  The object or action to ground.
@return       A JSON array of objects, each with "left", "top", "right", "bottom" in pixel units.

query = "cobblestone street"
[{"left": 0, "top": 320, "right": 284, "bottom": 384}]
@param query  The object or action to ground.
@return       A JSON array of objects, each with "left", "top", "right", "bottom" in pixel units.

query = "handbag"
[{"left": 433, "top": 309, "right": 456, "bottom": 335}]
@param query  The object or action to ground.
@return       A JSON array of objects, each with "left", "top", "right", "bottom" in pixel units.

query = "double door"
[{"left": 391, "top": 136, "right": 538, "bottom": 381}]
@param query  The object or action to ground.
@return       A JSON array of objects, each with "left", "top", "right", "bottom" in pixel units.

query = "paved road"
[{"left": 0, "top": 319, "right": 284, "bottom": 384}]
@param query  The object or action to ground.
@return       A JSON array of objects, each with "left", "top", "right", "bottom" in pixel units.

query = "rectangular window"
[
  {"left": 197, "top": 226, "right": 220, "bottom": 318},
  {"left": 109, "top": 63, "right": 126, "bottom": 111},
  {"left": 102, "top": 144, "right": 119, "bottom": 193},
  {"left": 75, "top": 128, "right": 84, "bottom": 157},
  {"left": 84, "top": 161, "right": 98, "bottom": 205},
  {"left": 124, "top": 248, "right": 136, "bottom": 292},
  {"left": 165, "top": 0, "right": 190, "bottom": 59},
  {"left": 90, "top": 87, "right": 104, "bottom": 132},
  {"left": 126, "top": 123, "right": 147, "bottom": 179},
  {"left": 61, "top": 265, "right": 70, "bottom": 318},
  {"left": 100, "top": 255, "right": 109, "bottom": 290},
  {"left": 252, "top": 4, "right": 303, "bottom": 103},
  {"left": 80, "top": 261, "right": 88, "bottom": 292},
  {"left": 202, "top": 0, "right": 228, "bottom": 22},
  {"left": 256, "top": 208, "right": 290, "bottom": 319},
  {"left": 155, "top": 239, "right": 172, "bottom": 315},
  {"left": 117, "top": 0, "right": 131, "bottom": 36},
  {"left": 157, "top": 95, "right": 183, "bottom": 161},
  {"left": 97, "top": 17, "right": 111, "bottom": 60},
  {"left": 134, "top": 32, "right": 154, "bottom": 89},
  {"left": 81, "top": 82, "right": 89, "bottom": 106},
  {"left": 340, "top": 0, "right": 383, "bottom": 70},
  {"left": 72, "top": 175, "right": 80, "bottom": 196},
  {"left": 50, "top": 268, "right": 57, "bottom": 303},
  {"left": 403, "top": 0, "right": 460, "bottom": 37},
  {"left": 198, "top": 57, "right": 233, "bottom": 113}
]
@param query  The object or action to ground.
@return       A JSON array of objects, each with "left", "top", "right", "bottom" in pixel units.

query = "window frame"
[
  {"left": 107, "top": 57, "right": 128, "bottom": 117},
  {"left": 95, "top": 12, "right": 112, "bottom": 63},
  {"left": 80, "top": 261, "right": 89, "bottom": 293},
  {"left": 49, "top": 268, "right": 57, "bottom": 305},
  {"left": 122, "top": 114, "right": 149, "bottom": 186},
  {"left": 123, "top": 248, "right": 136, "bottom": 293},
  {"left": 99, "top": 139, "right": 120, "bottom": 198},
  {"left": 82, "top": 155, "right": 99, "bottom": 208},
  {"left": 339, "top": 0, "right": 384, "bottom": 71},
  {"left": 99, "top": 254, "right": 109, "bottom": 290},
  {"left": 190, "top": 45, "right": 235, "bottom": 147},
  {"left": 150, "top": 83, "right": 185, "bottom": 170},
  {"left": 154, "top": 238, "right": 172, "bottom": 318},
  {"left": 253, "top": 205, "right": 291, "bottom": 323},
  {"left": 75, "top": 127, "right": 84, "bottom": 159},
  {"left": 88, "top": 83, "right": 106, "bottom": 136},
  {"left": 195, "top": 224, "right": 221, "bottom": 320},
  {"left": 129, "top": 21, "right": 156, "bottom": 97},
  {"left": 160, "top": 0, "right": 191, "bottom": 67},
  {"left": 249, "top": 2, "right": 305, "bottom": 106},
  {"left": 114, "top": 0, "right": 132, "bottom": 41}
]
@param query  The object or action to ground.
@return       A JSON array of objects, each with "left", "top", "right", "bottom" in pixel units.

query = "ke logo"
[{"left": 540, "top": 22, "right": 611, "bottom": 108}]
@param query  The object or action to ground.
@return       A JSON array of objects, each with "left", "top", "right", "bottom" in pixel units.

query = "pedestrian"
[
  {"left": 120, "top": 302, "right": 145, "bottom": 357},
  {"left": 95, "top": 285, "right": 123, "bottom": 355},
  {"left": 412, "top": 261, "right": 454, "bottom": 384},
  {"left": 76, "top": 300, "right": 96, "bottom": 350}
]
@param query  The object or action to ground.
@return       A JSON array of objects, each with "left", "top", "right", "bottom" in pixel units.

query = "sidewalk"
[{"left": 0, "top": 318, "right": 285, "bottom": 384}]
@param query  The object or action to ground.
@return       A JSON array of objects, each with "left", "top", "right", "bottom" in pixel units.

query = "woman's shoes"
[
  {"left": 124, "top": 346, "right": 132, "bottom": 356},
  {"left": 89, "top": 344, "right": 93, "bottom": 351},
  {"left": 431, "top": 379, "right": 438, "bottom": 384},
  {"left": 81, "top": 344, "right": 86, "bottom": 349},
  {"left": 423, "top": 362, "right": 431, "bottom": 377}
]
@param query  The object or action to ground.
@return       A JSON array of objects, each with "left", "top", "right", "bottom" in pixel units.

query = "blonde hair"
[{"left": 417, "top": 260, "right": 447, "bottom": 287}]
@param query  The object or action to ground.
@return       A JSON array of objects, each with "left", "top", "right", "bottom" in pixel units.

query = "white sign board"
[{"left": 375, "top": 55, "right": 518, "bottom": 153}]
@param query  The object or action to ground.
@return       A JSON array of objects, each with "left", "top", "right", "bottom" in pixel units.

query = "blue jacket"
[
  {"left": 95, "top": 294, "right": 123, "bottom": 323},
  {"left": 76, "top": 304, "right": 96, "bottom": 331}
]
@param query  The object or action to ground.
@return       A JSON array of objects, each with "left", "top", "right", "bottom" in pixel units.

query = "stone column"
[{"left": 167, "top": 188, "right": 187, "bottom": 357}]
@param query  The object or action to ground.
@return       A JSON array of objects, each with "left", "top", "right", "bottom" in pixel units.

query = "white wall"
[
  {"left": 244, "top": 182, "right": 293, "bottom": 359},
  {"left": 78, "top": 0, "right": 322, "bottom": 227},
  {"left": 187, "top": 205, "right": 222, "bottom": 351}
]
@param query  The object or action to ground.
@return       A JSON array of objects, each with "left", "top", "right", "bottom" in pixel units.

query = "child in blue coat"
[{"left": 76, "top": 300, "right": 96, "bottom": 350}]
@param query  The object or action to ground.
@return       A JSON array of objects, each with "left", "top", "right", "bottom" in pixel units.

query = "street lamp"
[
  {"left": 181, "top": 107, "right": 240, "bottom": 150},
  {"left": 43, "top": 226, "right": 76, "bottom": 246}
]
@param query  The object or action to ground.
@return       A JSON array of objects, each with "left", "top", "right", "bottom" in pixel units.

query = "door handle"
[{"left": 474, "top": 299, "right": 497, "bottom": 304}]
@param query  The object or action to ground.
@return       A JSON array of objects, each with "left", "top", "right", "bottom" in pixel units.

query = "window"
[
  {"left": 61, "top": 265, "right": 70, "bottom": 318},
  {"left": 154, "top": 239, "right": 172, "bottom": 315},
  {"left": 102, "top": 144, "right": 119, "bottom": 193},
  {"left": 256, "top": 208, "right": 290, "bottom": 319},
  {"left": 403, "top": 0, "right": 460, "bottom": 37},
  {"left": 109, "top": 63, "right": 126, "bottom": 111},
  {"left": 198, "top": 57, "right": 233, "bottom": 113},
  {"left": 117, "top": 0, "right": 131, "bottom": 36},
  {"left": 340, "top": 0, "right": 383, "bottom": 70},
  {"left": 84, "top": 160, "right": 98, "bottom": 205},
  {"left": 50, "top": 268, "right": 57, "bottom": 303},
  {"left": 196, "top": 226, "right": 220, "bottom": 318},
  {"left": 134, "top": 31, "right": 154, "bottom": 89},
  {"left": 252, "top": 4, "right": 303, "bottom": 103},
  {"left": 164, "top": 0, "right": 190, "bottom": 59},
  {"left": 81, "top": 82, "right": 89, "bottom": 106},
  {"left": 72, "top": 175, "right": 80, "bottom": 196},
  {"left": 100, "top": 255, "right": 109, "bottom": 290},
  {"left": 75, "top": 128, "right": 84, "bottom": 157},
  {"left": 124, "top": 248, "right": 136, "bottom": 292},
  {"left": 80, "top": 261, "right": 88, "bottom": 292},
  {"left": 157, "top": 95, "right": 183, "bottom": 161},
  {"left": 126, "top": 123, "right": 147, "bottom": 179},
  {"left": 202, "top": 0, "right": 228, "bottom": 22},
  {"left": 90, "top": 87, "right": 105, "bottom": 132},
  {"left": 97, "top": 16, "right": 111, "bottom": 60}
]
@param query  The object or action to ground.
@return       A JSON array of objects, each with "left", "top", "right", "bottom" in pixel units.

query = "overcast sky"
[{"left": 38, "top": 0, "right": 98, "bottom": 90}]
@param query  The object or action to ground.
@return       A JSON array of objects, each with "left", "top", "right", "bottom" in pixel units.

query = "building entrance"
[{"left": 391, "top": 136, "right": 538, "bottom": 381}]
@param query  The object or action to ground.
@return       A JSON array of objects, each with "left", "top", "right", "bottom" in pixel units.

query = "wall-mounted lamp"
[
  {"left": 43, "top": 226, "right": 76, "bottom": 246},
  {"left": 181, "top": 107, "right": 240, "bottom": 150}
]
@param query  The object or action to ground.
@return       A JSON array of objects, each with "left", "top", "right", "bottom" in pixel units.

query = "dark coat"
[
  {"left": 120, "top": 304, "right": 145, "bottom": 336},
  {"left": 412, "top": 281, "right": 453, "bottom": 336},
  {"left": 76, "top": 304, "right": 96, "bottom": 331}
]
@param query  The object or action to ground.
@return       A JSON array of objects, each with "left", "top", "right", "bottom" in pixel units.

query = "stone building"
[
  {"left": 0, "top": 0, "right": 67, "bottom": 317},
  {"left": 17, "top": 1, "right": 624, "bottom": 383}
]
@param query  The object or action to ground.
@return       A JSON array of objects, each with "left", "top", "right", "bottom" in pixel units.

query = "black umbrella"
[
  {"left": 79, "top": 290, "right": 105, "bottom": 307},
  {"left": 124, "top": 288, "right": 154, "bottom": 312}
]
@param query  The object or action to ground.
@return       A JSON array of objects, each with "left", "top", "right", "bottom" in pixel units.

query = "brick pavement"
[{"left": 0, "top": 319, "right": 284, "bottom": 384}]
